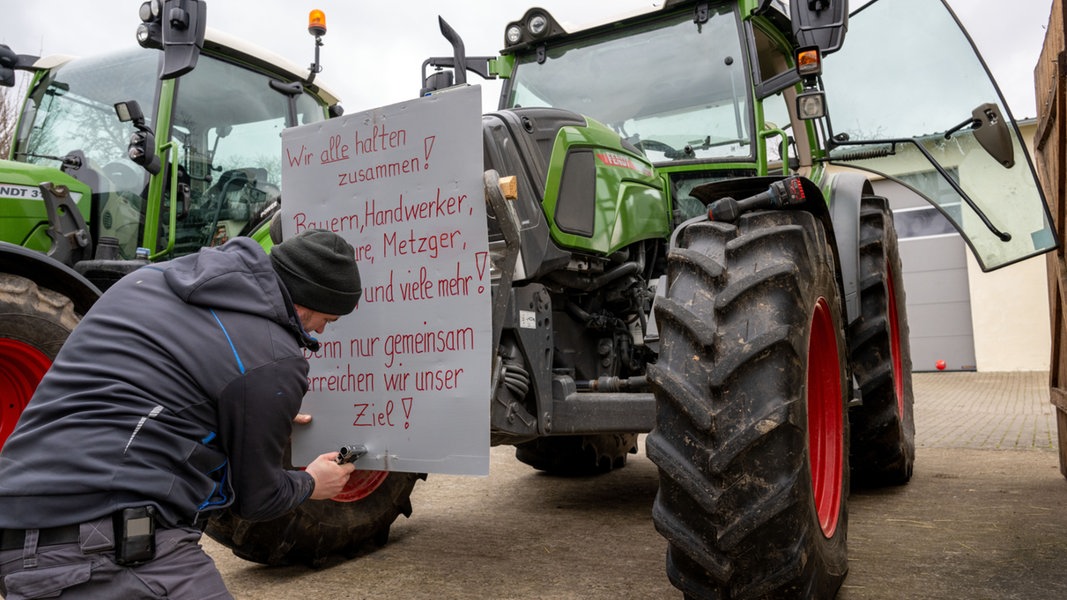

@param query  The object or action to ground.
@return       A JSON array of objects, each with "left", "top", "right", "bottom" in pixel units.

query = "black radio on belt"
[{"left": 113, "top": 506, "right": 157, "bottom": 566}]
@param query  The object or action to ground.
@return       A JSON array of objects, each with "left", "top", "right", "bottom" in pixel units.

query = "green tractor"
[{"left": 403, "top": 0, "right": 1054, "bottom": 597}]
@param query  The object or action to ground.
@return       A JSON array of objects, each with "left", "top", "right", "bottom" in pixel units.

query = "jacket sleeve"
[{"left": 216, "top": 356, "right": 316, "bottom": 521}]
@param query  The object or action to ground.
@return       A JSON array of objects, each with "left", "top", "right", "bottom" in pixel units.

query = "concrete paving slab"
[
  {"left": 914, "top": 371, "right": 1056, "bottom": 450},
  {"left": 842, "top": 448, "right": 1067, "bottom": 600}
]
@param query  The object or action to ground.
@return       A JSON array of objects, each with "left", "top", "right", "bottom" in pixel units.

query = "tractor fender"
[
  {"left": 673, "top": 174, "right": 858, "bottom": 322},
  {"left": 826, "top": 172, "right": 875, "bottom": 325},
  {"left": 0, "top": 242, "right": 102, "bottom": 315}
]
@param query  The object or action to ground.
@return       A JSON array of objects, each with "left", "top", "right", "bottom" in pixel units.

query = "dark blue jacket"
[{"left": 0, "top": 238, "right": 318, "bottom": 528}]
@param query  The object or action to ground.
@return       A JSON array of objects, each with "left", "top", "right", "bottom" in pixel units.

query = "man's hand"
[
  {"left": 305, "top": 452, "right": 356, "bottom": 500},
  {"left": 293, "top": 413, "right": 312, "bottom": 425}
]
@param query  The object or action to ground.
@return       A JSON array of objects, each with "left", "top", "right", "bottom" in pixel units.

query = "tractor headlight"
[
  {"left": 528, "top": 14, "right": 548, "bottom": 36},
  {"left": 138, "top": 0, "right": 161, "bottom": 23},
  {"left": 796, "top": 91, "right": 826, "bottom": 120},
  {"left": 503, "top": 8, "right": 562, "bottom": 49},
  {"left": 506, "top": 25, "right": 523, "bottom": 45},
  {"left": 136, "top": 0, "right": 163, "bottom": 49}
]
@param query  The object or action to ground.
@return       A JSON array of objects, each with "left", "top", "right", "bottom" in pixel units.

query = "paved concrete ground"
[
  {"left": 204, "top": 371, "right": 1067, "bottom": 599},
  {"left": 912, "top": 370, "right": 1057, "bottom": 451},
  {"left": 840, "top": 370, "right": 1066, "bottom": 600}
]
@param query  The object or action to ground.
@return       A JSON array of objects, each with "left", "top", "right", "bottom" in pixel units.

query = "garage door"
[{"left": 873, "top": 178, "right": 976, "bottom": 371}]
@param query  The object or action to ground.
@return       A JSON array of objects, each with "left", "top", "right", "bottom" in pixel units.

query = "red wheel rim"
[
  {"left": 807, "top": 297, "right": 843, "bottom": 538},
  {"left": 0, "top": 339, "right": 52, "bottom": 448},
  {"left": 332, "top": 470, "right": 389, "bottom": 503},
  {"left": 886, "top": 260, "right": 905, "bottom": 416},
  {"left": 296, "top": 463, "right": 389, "bottom": 502}
]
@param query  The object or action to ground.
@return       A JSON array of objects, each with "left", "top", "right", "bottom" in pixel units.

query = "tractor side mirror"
[
  {"left": 790, "top": 0, "right": 849, "bottom": 56},
  {"left": 421, "top": 70, "right": 454, "bottom": 96},
  {"left": 0, "top": 44, "right": 16, "bottom": 87},
  {"left": 115, "top": 100, "right": 162, "bottom": 175},
  {"left": 1, "top": 44, "right": 41, "bottom": 88},
  {"left": 136, "top": 0, "right": 206, "bottom": 79},
  {"left": 970, "top": 103, "right": 1015, "bottom": 169},
  {"left": 943, "top": 102, "right": 1015, "bottom": 169}
]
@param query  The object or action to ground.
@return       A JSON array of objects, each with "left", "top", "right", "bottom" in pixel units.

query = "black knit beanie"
[{"left": 270, "top": 229, "right": 361, "bottom": 315}]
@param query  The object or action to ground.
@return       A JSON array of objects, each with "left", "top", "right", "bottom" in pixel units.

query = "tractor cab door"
[{"left": 820, "top": 0, "right": 1055, "bottom": 271}]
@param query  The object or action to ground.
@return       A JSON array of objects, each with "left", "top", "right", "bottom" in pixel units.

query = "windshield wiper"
[
  {"left": 14, "top": 150, "right": 84, "bottom": 170},
  {"left": 830, "top": 136, "right": 1011, "bottom": 242},
  {"left": 635, "top": 139, "right": 690, "bottom": 160}
]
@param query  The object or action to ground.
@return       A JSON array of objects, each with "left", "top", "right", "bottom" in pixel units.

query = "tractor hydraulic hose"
[
  {"left": 707, "top": 177, "right": 807, "bottom": 223},
  {"left": 502, "top": 363, "right": 531, "bottom": 397},
  {"left": 548, "top": 261, "right": 641, "bottom": 292},
  {"left": 564, "top": 301, "right": 594, "bottom": 326},
  {"left": 576, "top": 375, "right": 650, "bottom": 393}
]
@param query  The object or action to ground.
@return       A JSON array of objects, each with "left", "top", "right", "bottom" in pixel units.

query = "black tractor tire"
[
  {"left": 0, "top": 274, "right": 81, "bottom": 448},
  {"left": 206, "top": 469, "right": 423, "bottom": 567},
  {"left": 646, "top": 211, "right": 850, "bottom": 599},
  {"left": 514, "top": 433, "right": 638, "bottom": 475},
  {"left": 847, "top": 196, "right": 915, "bottom": 486}
]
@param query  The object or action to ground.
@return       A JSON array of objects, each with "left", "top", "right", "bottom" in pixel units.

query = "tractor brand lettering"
[
  {"left": 0, "top": 185, "right": 42, "bottom": 200},
  {"left": 595, "top": 152, "right": 653, "bottom": 177}
]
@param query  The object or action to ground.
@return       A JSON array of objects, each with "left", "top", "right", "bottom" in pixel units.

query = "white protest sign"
[{"left": 280, "top": 85, "right": 489, "bottom": 476}]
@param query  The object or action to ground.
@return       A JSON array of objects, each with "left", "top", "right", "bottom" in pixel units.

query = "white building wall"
[
  {"left": 967, "top": 251, "right": 1051, "bottom": 371},
  {"left": 967, "top": 121, "right": 1051, "bottom": 372}
]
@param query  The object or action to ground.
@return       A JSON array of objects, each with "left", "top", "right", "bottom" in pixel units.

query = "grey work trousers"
[{"left": 0, "top": 517, "right": 231, "bottom": 599}]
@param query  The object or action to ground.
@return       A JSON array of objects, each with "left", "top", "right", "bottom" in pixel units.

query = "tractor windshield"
[
  {"left": 13, "top": 46, "right": 330, "bottom": 259},
  {"left": 163, "top": 53, "right": 327, "bottom": 256},
  {"left": 503, "top": 4, "right": 751, "bottom": 163},
  {"left": 15, "top": 48, "right": 157, "bottom": 199},
  {"left": 13, "top": 49, "right": 157, "bottom": 258}
]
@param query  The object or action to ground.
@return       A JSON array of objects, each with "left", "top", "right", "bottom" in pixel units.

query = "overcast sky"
[{"left": 0, "top": 0, "right": 1054, "bottom": 118}]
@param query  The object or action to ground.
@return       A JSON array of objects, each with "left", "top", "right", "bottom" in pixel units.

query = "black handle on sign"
[{"left": 337, "top": 444, "right": 368, "bottom": 465}]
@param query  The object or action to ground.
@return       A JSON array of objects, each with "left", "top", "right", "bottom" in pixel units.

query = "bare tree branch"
[{"left": 0, "top": 74, "right": 29, "bottom": 159}]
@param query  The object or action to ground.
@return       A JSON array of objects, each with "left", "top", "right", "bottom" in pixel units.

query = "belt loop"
[{"left": 22, "top": 529, "right": 39, "bottom": 569}]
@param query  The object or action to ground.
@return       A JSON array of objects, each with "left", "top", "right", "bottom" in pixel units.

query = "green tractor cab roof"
[
  {"left": 497, "top": 1, "right": 839, "bottom": 56},
  {"left": 201, "top": 28, "right": 341, "bottom": 106},
  {"left": 19, "top": 28, "right": 341, "bottom": 107}
]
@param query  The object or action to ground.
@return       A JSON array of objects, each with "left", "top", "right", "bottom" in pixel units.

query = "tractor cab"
[
  {"left": 422, "top": 0, "right": 1055, "bottom": 273},
  {"left": 1, "top": 3, "right": 339, "bottom": 272}
]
